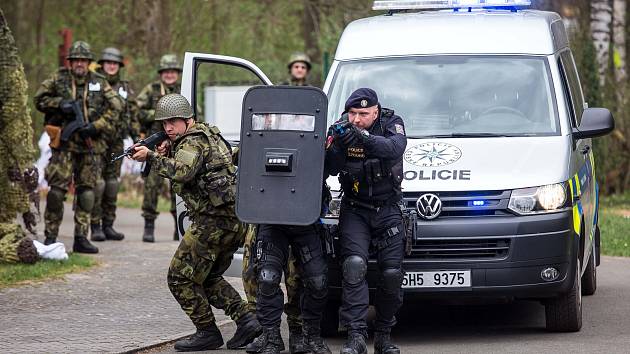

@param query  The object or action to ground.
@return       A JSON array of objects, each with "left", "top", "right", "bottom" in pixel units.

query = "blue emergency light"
[
  {"left": 472, "top": 200, "right": 486, "bottom": 206},
  {"left": 372, "top": 0, "right": 531, "bottom": 11}
]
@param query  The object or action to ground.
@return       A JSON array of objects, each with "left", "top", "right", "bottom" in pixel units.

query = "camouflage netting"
[
  {"left": 0, "top": 223, "right": 39, "bottom": 264},
  {"left": 0, "top": 8, "right": 37, "bottom": 223}
]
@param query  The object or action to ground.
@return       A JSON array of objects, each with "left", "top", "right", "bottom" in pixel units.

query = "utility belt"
[{"left": 342, "top": 194, "right": 401, "bottom": 211}]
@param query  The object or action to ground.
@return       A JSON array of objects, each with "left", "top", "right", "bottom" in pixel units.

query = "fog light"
[{"left": 540, "top": 267, "right": 559, "bottom": 282}]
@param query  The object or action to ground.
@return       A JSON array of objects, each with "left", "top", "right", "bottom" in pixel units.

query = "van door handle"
[{"left": 581, "top": 145, "right": 591, "bottom": 154}]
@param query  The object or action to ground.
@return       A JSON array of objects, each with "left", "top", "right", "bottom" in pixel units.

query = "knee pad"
[
  {"left": 258, "top": 266, "right": 281, "bottom": 297},
  {"left": 381, "top": 268, "right": 403, "bottom": 294},
  {"left": 304, "top": 274, "right": 328, "bottom": 299},
  {"left": 104, "top": 178, "right": 119, "bottom": 200},
  {"left": 76, "top": 188, "right": 95, "bottom": 212},
  {"left": 46, "top": 187, "right": 66, "bottom": 211},
  {"left": 342, "top": 255, "right": 367, "bottom": 285},
  {"left": 94, "top": 179, "right": 106, "bottom": 198}
]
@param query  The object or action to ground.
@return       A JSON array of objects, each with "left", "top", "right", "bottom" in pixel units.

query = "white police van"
[{"left": 178, "top": 0, "right": 614, "bottom": 334}]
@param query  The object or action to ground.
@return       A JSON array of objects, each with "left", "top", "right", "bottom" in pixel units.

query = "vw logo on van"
[
  {"left": 416, "top": 193, "right": 442, "bottom": 220},
  {"left": 404, "top": 142, "right": 462, "bottom": 167}
]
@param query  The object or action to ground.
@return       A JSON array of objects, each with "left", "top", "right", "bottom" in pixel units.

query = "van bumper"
[{"left": 325, "top": 209, "right": 578, "bottom": 300}]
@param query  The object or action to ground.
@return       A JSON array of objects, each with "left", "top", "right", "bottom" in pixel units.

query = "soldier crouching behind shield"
[
  {"left": 129, "top": 93, "right": 261, "bottom": 352},
  {"left": 325, "top": 88, "right": 407, "bottom": 354}
]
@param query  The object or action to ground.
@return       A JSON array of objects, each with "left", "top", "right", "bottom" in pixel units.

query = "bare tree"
[
  {"left": 612, "top": 0, "right": 627, "bottom": 84},
  {"left": 591, "top": 0, "right": 613, "bottom": 86}
]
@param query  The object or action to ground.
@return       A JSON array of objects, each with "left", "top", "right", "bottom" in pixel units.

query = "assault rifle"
[
  {"left": 60, "top": 100, "right": 94, "bottom": 155},
  {"left": 110, "top": 131, "right": 168, "bottom": 163}
]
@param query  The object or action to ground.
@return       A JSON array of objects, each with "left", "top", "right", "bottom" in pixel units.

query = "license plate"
[{"left": 402, "top": 270, "right": 471, "bottom": 288}]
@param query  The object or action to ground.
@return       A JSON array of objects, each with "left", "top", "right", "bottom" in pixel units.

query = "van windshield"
[{"left": 327, "top": 56, "right": 559, "bottom": 137}]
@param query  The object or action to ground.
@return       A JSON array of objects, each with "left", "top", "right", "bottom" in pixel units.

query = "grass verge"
[
  {"left": 599, "top": 208, "right": 630, "bottom": 257},
  {"left": 0, "top": 253, "right": 97, "bottom": 288}
]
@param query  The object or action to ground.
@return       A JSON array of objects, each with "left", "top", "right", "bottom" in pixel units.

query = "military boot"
[
  {"left": 73, "top": 235, "right": 99, "bottom": 254},
  {"left": 44, "top": 232, "right": 57, "bottom": 245},
  {"left": 103, "top": 221, "right": 124, "bottom": 241},
  {"left": 90, "top": 223, "right": 106, "bottom": 242},
  {"left": 172, "top": 211, "right": 179, "bottom": 241},
  {"left": 374, "top": 331, "right": 400, "bottom": 354},
  {"left": 245, "top": 326, "right": 285, "bottom": 354},
  {"left": 174, "top": 323, "right": 223, "bottom": 352},
  {"left": 303, "top": 320, "right": 331, "bottom": 354},
  {"left": 142, "top": 219, "right": 155, "bottom": 243},
  {"left": 288, "top": 325, "right": 308, "bottom": 354},
  {"left": 226, "top": 312, "right": 262, "bottom": 349},
  {"left": 340, "top": 330, "right": 367, "bottom": 354}
]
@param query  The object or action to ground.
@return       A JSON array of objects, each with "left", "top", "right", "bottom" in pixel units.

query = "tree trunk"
[
  {"left": 303, "top": 0, "right": 322, "bottom": 85},
  {"left": 612, "top": 0, "right": 626, "bottom": 84},
  {"left": 591, "top": 0, "right": 613, "bottom": 86}
]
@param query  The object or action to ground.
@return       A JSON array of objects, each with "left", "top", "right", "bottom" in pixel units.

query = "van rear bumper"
[{"left": 325, "top": 210, "right": 578, "bottom": 300}]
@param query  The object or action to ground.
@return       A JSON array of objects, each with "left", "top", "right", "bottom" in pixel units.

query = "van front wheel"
[
  {"left": 544, "top": 259, "right": 582, "bottom": 332},
  {"left": 581, "top": 240, "right": 597, "bottom": 296}
]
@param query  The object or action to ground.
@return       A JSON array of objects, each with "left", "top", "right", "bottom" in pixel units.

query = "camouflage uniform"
[
  {"left": 91, "top": 48, "right": 140, "bottom": 240},
  {"left": 149, "top": 120, "right": 252, "bottom": 327},
  {"left": 137, "top": 81, "right": 180, "bottom": 226},
  {"left": 34, "top": 42, "right": 121, "bottom": 251},
  {"left": 0, "top": 9, "right": 38, "bottom": 248}
]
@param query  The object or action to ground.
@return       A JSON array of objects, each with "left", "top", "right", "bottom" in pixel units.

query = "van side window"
[
  {"left": 559, "top": 51, "right": 585, "bottom": 126},
  {"left": 557, "top": 57, "right": 577, "bottom": 127}
]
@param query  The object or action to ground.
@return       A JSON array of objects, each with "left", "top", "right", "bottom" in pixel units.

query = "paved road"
[
  {"left": 149, "top": 256, "right": 630, "bottom": 354},
  {"left": 0, "top": 203, "right": 240, "bottom": 354}
]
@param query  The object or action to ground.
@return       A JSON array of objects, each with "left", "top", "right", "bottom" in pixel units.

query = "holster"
[
  {"left": 402, "top": 209, "right": 417, "bottom": 256},
  {"left": 321, "top": 224, "right": 337, "bottom": 259},
  {"left": 45, "top": 125, "right": 62, "bottom": 149}
]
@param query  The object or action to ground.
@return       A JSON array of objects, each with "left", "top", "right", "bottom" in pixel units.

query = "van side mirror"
[{"left": 572, "top": 108, "right": 615, "bottom": 140}]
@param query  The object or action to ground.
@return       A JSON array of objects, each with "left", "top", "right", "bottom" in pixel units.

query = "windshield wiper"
[{"left": 410, "top": 133, "right": 513, "bottom": 138}]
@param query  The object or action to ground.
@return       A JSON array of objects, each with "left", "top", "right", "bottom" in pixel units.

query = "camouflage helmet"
[
  {"left": 287, "top": 52, "right": 311, "bottom": 70},
  {"left": 154, "top": 93, "right": 193, "bottom": 121},
  {"left": 67, "top": 41, "right": 94, "bottom": 61},
  {"left": 158, "top": 54, "right": 182, "bottom": 73},
  {"left": 98, "top": 47, "right": 124, "bottom": 67}
]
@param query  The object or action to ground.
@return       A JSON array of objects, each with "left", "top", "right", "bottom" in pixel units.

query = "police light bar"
[{"left": 372, "top": 0, "right": 531, "bottom": 11}]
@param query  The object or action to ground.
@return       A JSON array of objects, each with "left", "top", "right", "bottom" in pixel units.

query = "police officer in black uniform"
[
  {"left": 325, "top": 88, "right": 407, "bottom": 354},
  {"left": 246, "top": 222, "right": 332, "bottom": 354}
]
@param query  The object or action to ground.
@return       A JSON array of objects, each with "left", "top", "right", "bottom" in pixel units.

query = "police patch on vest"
[
  {"left": 347, "top": 146, "right": 365, "bottom": 158},
  {"left": 175, "top": 149, "right": 199, "bottom": 166},
  {"left": 394, "top": 124, "right": 405, "bottom": 135}
]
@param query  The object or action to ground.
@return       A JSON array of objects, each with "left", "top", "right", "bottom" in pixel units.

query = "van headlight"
[{"left": 508, "top": 183, "right": 569, "bottom": 215}]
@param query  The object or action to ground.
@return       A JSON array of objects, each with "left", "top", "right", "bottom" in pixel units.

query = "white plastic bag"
[{"left": 33, "top": 240, "right": 69, "bottom": 260}]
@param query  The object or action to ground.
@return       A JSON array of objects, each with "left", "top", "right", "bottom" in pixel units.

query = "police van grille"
[
  {"left": 410, "top": 238, "right": 511, "bottom": 260},
  {"left": 404, "top": 190, "right": 511, "bottom": 217}
]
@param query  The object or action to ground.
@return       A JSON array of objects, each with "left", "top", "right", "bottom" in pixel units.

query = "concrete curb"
[{"left": 117, "top": 319, "right": 233, "bottom": 354}]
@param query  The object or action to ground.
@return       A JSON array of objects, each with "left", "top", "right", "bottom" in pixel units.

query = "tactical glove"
[
  {"left": 339, "top": 127, "right": 358, "bottom": 147},
  {"left": 79, "top": 123, "right": 98, "bottom": 139},
  {"left": 22, "top": 212, "right": 37, "bottom": 235}
]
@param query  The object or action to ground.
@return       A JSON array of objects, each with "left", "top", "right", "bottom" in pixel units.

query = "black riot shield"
[{"left": 236, "top": 86, "right": 328, "bottom": 225}]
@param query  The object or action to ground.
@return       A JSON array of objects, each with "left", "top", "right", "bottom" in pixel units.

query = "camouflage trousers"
[
  {"left": 242, "top": 224, "right": 303, "bottom": 329},
  {"left": 142, "top": 165, "right": 176, "bottom": 220},
  {"left": 167, "top": 215, "right": 252, "bottom": 329},
  {"left": 44, "top": 149, "right": 101, "bottom": 237},
  {"left": 92, "top": 139, "right": 123, "bottom": 225}
]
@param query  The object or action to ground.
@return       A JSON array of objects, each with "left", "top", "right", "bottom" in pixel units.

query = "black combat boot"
[
  {"left": 340, "top": 330, "right": 367, "bottom": 354},
  {"left": 245, "top": 326, "right": 285, "bottom": 354},
  {"left": 73, "top": 235, "right": 99, "bottom": 254},
  {"left": 226, "top": 312, "right": 262, "bottom": 349},
  {"left": 103, "top": 221, "right": 124, "bottom": 241},
  {"left": 303, "top": 320, "right": 331, "bottom": 354},
  {"left": 288, "top": 325, "right": 308, "bottom": 354},
  {"left": 90, "top": 223, "right": 106, "bottom": 242},
  {"left": 172, "top": 211, "right": 179, "bottom": 241},
  {"left": 374, "top": 330, "right": 400, "bottom": 354},
  {"left": 44, "top": 232, "right": 57, "bottom": 245},
  {"left": 142, "top": 219, "right": 155, "bottom": 243},
  {"left": 174, "top": 323, "right": 223, "bottom": 352}
]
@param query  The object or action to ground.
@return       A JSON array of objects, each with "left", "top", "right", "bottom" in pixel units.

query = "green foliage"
[{"left": 0, "top": 253, "right": 96, "bottom": 288}]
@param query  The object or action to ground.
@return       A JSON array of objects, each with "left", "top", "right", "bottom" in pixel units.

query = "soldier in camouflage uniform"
[
  {"left": 242, "top": 52, "right": 317, "bottom": 354},
  {"left": 136, "top": 54, "right": 181, "bottom": 242},
  {"left": 90, "top": 47, "right": 140, "bottom": 242},
  {"left": 34, "top": 41, "right": 121, "bottom": 253},
  {"left": 130, "top": 93, "right": 261, "bottom": 352},
  {"left": 0, "top": 10, "right": 39, "bottom": 243}
]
